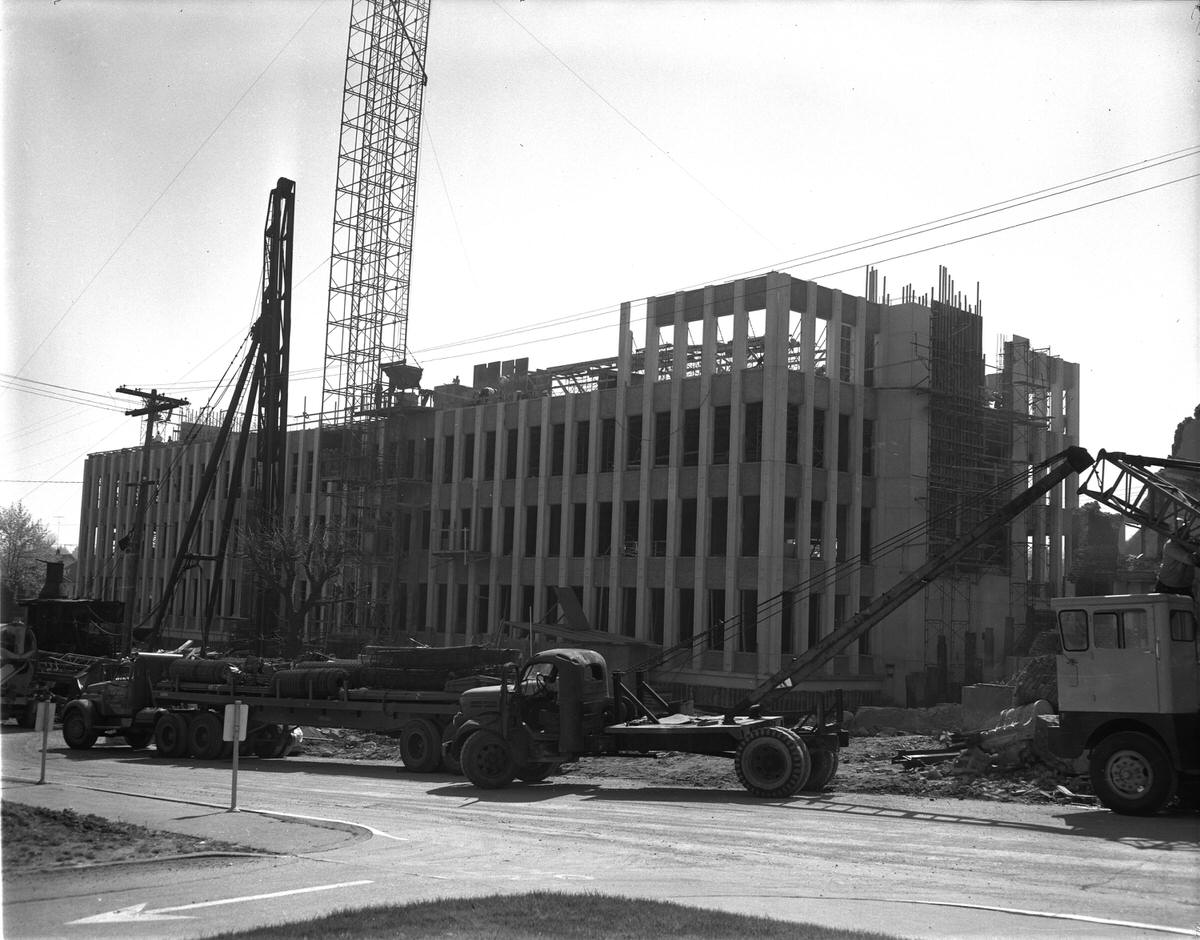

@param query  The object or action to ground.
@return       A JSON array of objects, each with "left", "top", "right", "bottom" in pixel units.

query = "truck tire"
[
  {"left": 188, "top": 711, "right": 224, "bottom": 760},
  {"left": 62, "top": 708, "right": 97, "bottom": 750},
  {"left": 124, "top": 729, "right": 153, "bottom": 750},
  {"left": 254, "top": 724, "right": 290, "bottom": 758},
  {"left": 460, "top": 729, "right": 516, "bottom": 789},
  {"left": 735, "top": 726, "right": 810, "bottom": 798},
  {"left": 399, "top": 718, "right": 442, "bottom": 773},
  {"left": 154, "top": 714, "right": 189, "bottom": 758},
  {"left": 801, "top": 747, "right": 839, "bottom": 792},
  {"left": 1090, "top": 731, "right": 1177, "bottom": 816}
]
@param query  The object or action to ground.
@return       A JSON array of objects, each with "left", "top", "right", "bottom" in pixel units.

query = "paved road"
[{"left": 3, "top": 728, "right": 1198, "bottom": 939}]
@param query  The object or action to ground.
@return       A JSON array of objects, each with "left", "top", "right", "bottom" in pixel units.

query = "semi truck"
[
  {"left": 59, "top": 645, "right": 519, "bottom": 771},
  {"left": 447, "top": 646, "right": 844, "bottom": 797}
]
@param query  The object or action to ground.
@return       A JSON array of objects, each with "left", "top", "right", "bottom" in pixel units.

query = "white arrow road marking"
[{"left": 67, "top": 880, "right": 374, "bottom": 925}]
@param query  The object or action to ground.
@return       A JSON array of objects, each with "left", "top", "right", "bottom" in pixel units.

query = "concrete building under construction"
[{"left": 75, "top": 267, "right": 1080, "bottom": 706}]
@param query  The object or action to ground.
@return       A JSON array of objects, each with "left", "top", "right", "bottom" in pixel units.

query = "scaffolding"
[
  {"left": 319, "top": 0, "right": 431, "bottom": 637},
  {"left": 997, "top": 335, "right": 1058, "bottom": 652}
]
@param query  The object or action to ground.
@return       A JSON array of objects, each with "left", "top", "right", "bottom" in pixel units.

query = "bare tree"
[
  {"left": 0, "top": 502, "right": 57, "bottom": 612},
  {"left": 240, "top": 520, "right": 350, "bottom": 656}
]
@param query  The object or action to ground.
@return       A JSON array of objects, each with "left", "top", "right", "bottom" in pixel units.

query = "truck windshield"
[{"left": 520, "top": 662, "right": 556, "bottom": 694}]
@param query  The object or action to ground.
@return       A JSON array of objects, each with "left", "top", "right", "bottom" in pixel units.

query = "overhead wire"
[
  {"left": 411, "top": 154, "right": 1200, "bottom": 365},
  {"left": 107, "top": 144, "right": 1200, "bottom": 396}
]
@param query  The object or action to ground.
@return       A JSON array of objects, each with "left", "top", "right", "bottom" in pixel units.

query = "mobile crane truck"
[
  {"left": 1037, "top": 450, "right": 1200, "bottom": 815},
  {"left": 447, "top": 446, "right": 1095, "bottom": 798}
]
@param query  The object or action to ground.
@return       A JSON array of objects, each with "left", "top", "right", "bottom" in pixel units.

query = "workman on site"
[{"left": 1154, "top": 538, "right": 1199, "bottom": 596}]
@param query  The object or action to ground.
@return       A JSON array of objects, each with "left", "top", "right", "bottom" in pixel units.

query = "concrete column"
[
  {"left": 724, "top": 279, "right": 746, "bottom": 672},
  {"left": 821, "top": 293, "right": 843, "bottom": 650},
  {"left": 582, "top": 390, "right": 601, "bottom": 615},
  {"left": 662, "top": 291, "right": 690, "bottom": 648},
  {"left": 693, "top": 286, "right": 717, "bottom": 667},
  {"left": 757, "top": 272, "right": 791, "bottom": 674},
  {"left": 798, "top": 282, "right": 817, "bottom": 653},
  {"left": 487, "top": 403, "right": 505, "bottom": 630},
  {"left": 635, "top": 299, "right": 661, "bottom": 639}
]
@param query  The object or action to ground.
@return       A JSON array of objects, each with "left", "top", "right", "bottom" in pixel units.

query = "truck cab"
[
  {"left": 453, "top": 648, "right": 616, "bottom": 766},
  {"left": 1047, "top": 593, "right": 1199, "bottom": 814}
]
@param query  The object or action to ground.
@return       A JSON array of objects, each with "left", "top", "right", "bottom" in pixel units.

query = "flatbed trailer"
[{"left": 62, "top": 647, "right": 519, "bottom": 772}]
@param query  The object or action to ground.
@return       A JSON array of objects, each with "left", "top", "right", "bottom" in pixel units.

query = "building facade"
[{"left": 76, "top": 270, "right": 1080, "bottom": 705}]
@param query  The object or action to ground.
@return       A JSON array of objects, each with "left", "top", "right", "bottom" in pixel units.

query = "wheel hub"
[{"left": 1108, "top": 750, "right": 1151, "bottom": 796}]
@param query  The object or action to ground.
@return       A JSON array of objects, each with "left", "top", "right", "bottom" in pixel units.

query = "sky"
[{"left": 3, "top": 0, "right": 1198, "bottom": 549}]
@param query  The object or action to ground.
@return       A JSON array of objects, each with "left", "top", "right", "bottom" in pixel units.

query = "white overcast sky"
[{"left": 3, "top": 0, "right": 1198, "bottom": 547}]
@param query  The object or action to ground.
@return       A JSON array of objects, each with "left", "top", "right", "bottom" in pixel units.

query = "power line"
[
  {"left": 408, "top": 147, "right": 1200, "bottom": 359},
  {"left": 48, "top": 145, "right": 1199, "bottom": 400},
  {"left": 421, "top": 168, "right": 1200, "bottom": 364},
  {"left": 0, "top": 479, "right": 83, "bottom": 484}
]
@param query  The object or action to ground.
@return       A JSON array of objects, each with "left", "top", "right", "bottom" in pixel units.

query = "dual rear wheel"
[{"left": 735, "top": 726, "right": 811, "bottom": 798}]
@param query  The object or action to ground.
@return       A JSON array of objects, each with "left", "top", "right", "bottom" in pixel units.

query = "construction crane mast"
[{"left": 320, "top": 0, "right": 431, "bottom": 636}]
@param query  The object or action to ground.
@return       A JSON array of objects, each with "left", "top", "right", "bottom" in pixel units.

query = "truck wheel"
[
  {"left": 1090, "top": 732, "right": 1177, "bottom": 816},
  {"left": 516, "top": 762, "right": 560, "bottom": 783},
  {"left": 155, "top": 714, "right": 189, "bottom": 758},
  {"left": 188, "top": 711, "right": 224, "bottom": 760},
  {"left": 254, "top": 724, "right": 289, "bottom": 758},
  {"left": 801, "top": 747, "right": 839, "bottom": 792},
  {"left": 460, "top": 730, "right": 516, "bottom": 789},
  {"left": 399, "top": 718, "right": 442, "bottom": 773},
  {"left": 735, "top": 726, "right": 810, "bottom": 798},
  {"left": 62, "top": 709, "right": 97, "bottom": 750},
  {"left": 124, "top": 729, "right": 153, "bottom": 750}
]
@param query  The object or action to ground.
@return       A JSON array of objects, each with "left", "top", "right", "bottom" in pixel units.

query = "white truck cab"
[{"left": 1048, "top": 593, "right": 1199, "bottom": 814}]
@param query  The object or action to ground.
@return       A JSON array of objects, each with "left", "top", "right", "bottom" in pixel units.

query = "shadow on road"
[{"left": 425, "top": 779, "right": 1200, "bottom": 849}]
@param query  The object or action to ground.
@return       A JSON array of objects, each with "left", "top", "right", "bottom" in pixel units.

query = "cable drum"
[{"left": 272, "top": 668, "right": 348, "bottom": 700}]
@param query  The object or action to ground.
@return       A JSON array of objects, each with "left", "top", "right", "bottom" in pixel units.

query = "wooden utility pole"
[{"left": 116, "top": 386, "right": 188, "bottom": 655}]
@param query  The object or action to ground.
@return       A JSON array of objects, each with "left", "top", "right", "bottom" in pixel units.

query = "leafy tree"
[
  {"left": 0, "top": 502, "right": 57, "bottom": 608},
  {"left": 240, "top": 520, "right": 351, "bottom": 657}
]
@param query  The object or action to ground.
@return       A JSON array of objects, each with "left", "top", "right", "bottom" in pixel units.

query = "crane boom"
[
  {"left": 727, "top": 445, "right": 1095, "bottom": 716},
  {"left": 1077, "top": 450, "right": 1200, "bottom": 555}
]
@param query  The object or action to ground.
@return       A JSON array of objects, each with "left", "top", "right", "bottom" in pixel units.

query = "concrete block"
[{"left": 961, "top": 683, "right": 1014, "bottom": 732}]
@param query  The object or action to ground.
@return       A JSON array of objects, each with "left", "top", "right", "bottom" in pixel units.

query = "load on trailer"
[{"left": 60, "top": 645, "right": 520, "bottom": 771}]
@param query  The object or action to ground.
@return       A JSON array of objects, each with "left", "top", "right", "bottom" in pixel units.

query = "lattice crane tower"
[
  {"left": 322, "top": 0, "right": 430, "bottom": 426},
  {"left": 320, "top": 0, "right": 430, "bottom": 636}
]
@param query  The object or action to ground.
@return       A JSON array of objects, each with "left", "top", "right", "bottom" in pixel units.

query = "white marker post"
[
  {"left": 35, "top": 700, "right": 55, "bottom": 785},
  {"left": 223, "top": 701, "right": 249, "bottom": 812}
]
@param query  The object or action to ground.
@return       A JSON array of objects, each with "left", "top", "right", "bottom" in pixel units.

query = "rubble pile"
[{"left": 888, "top": 699, "right": 1100, "bottom": 805}]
